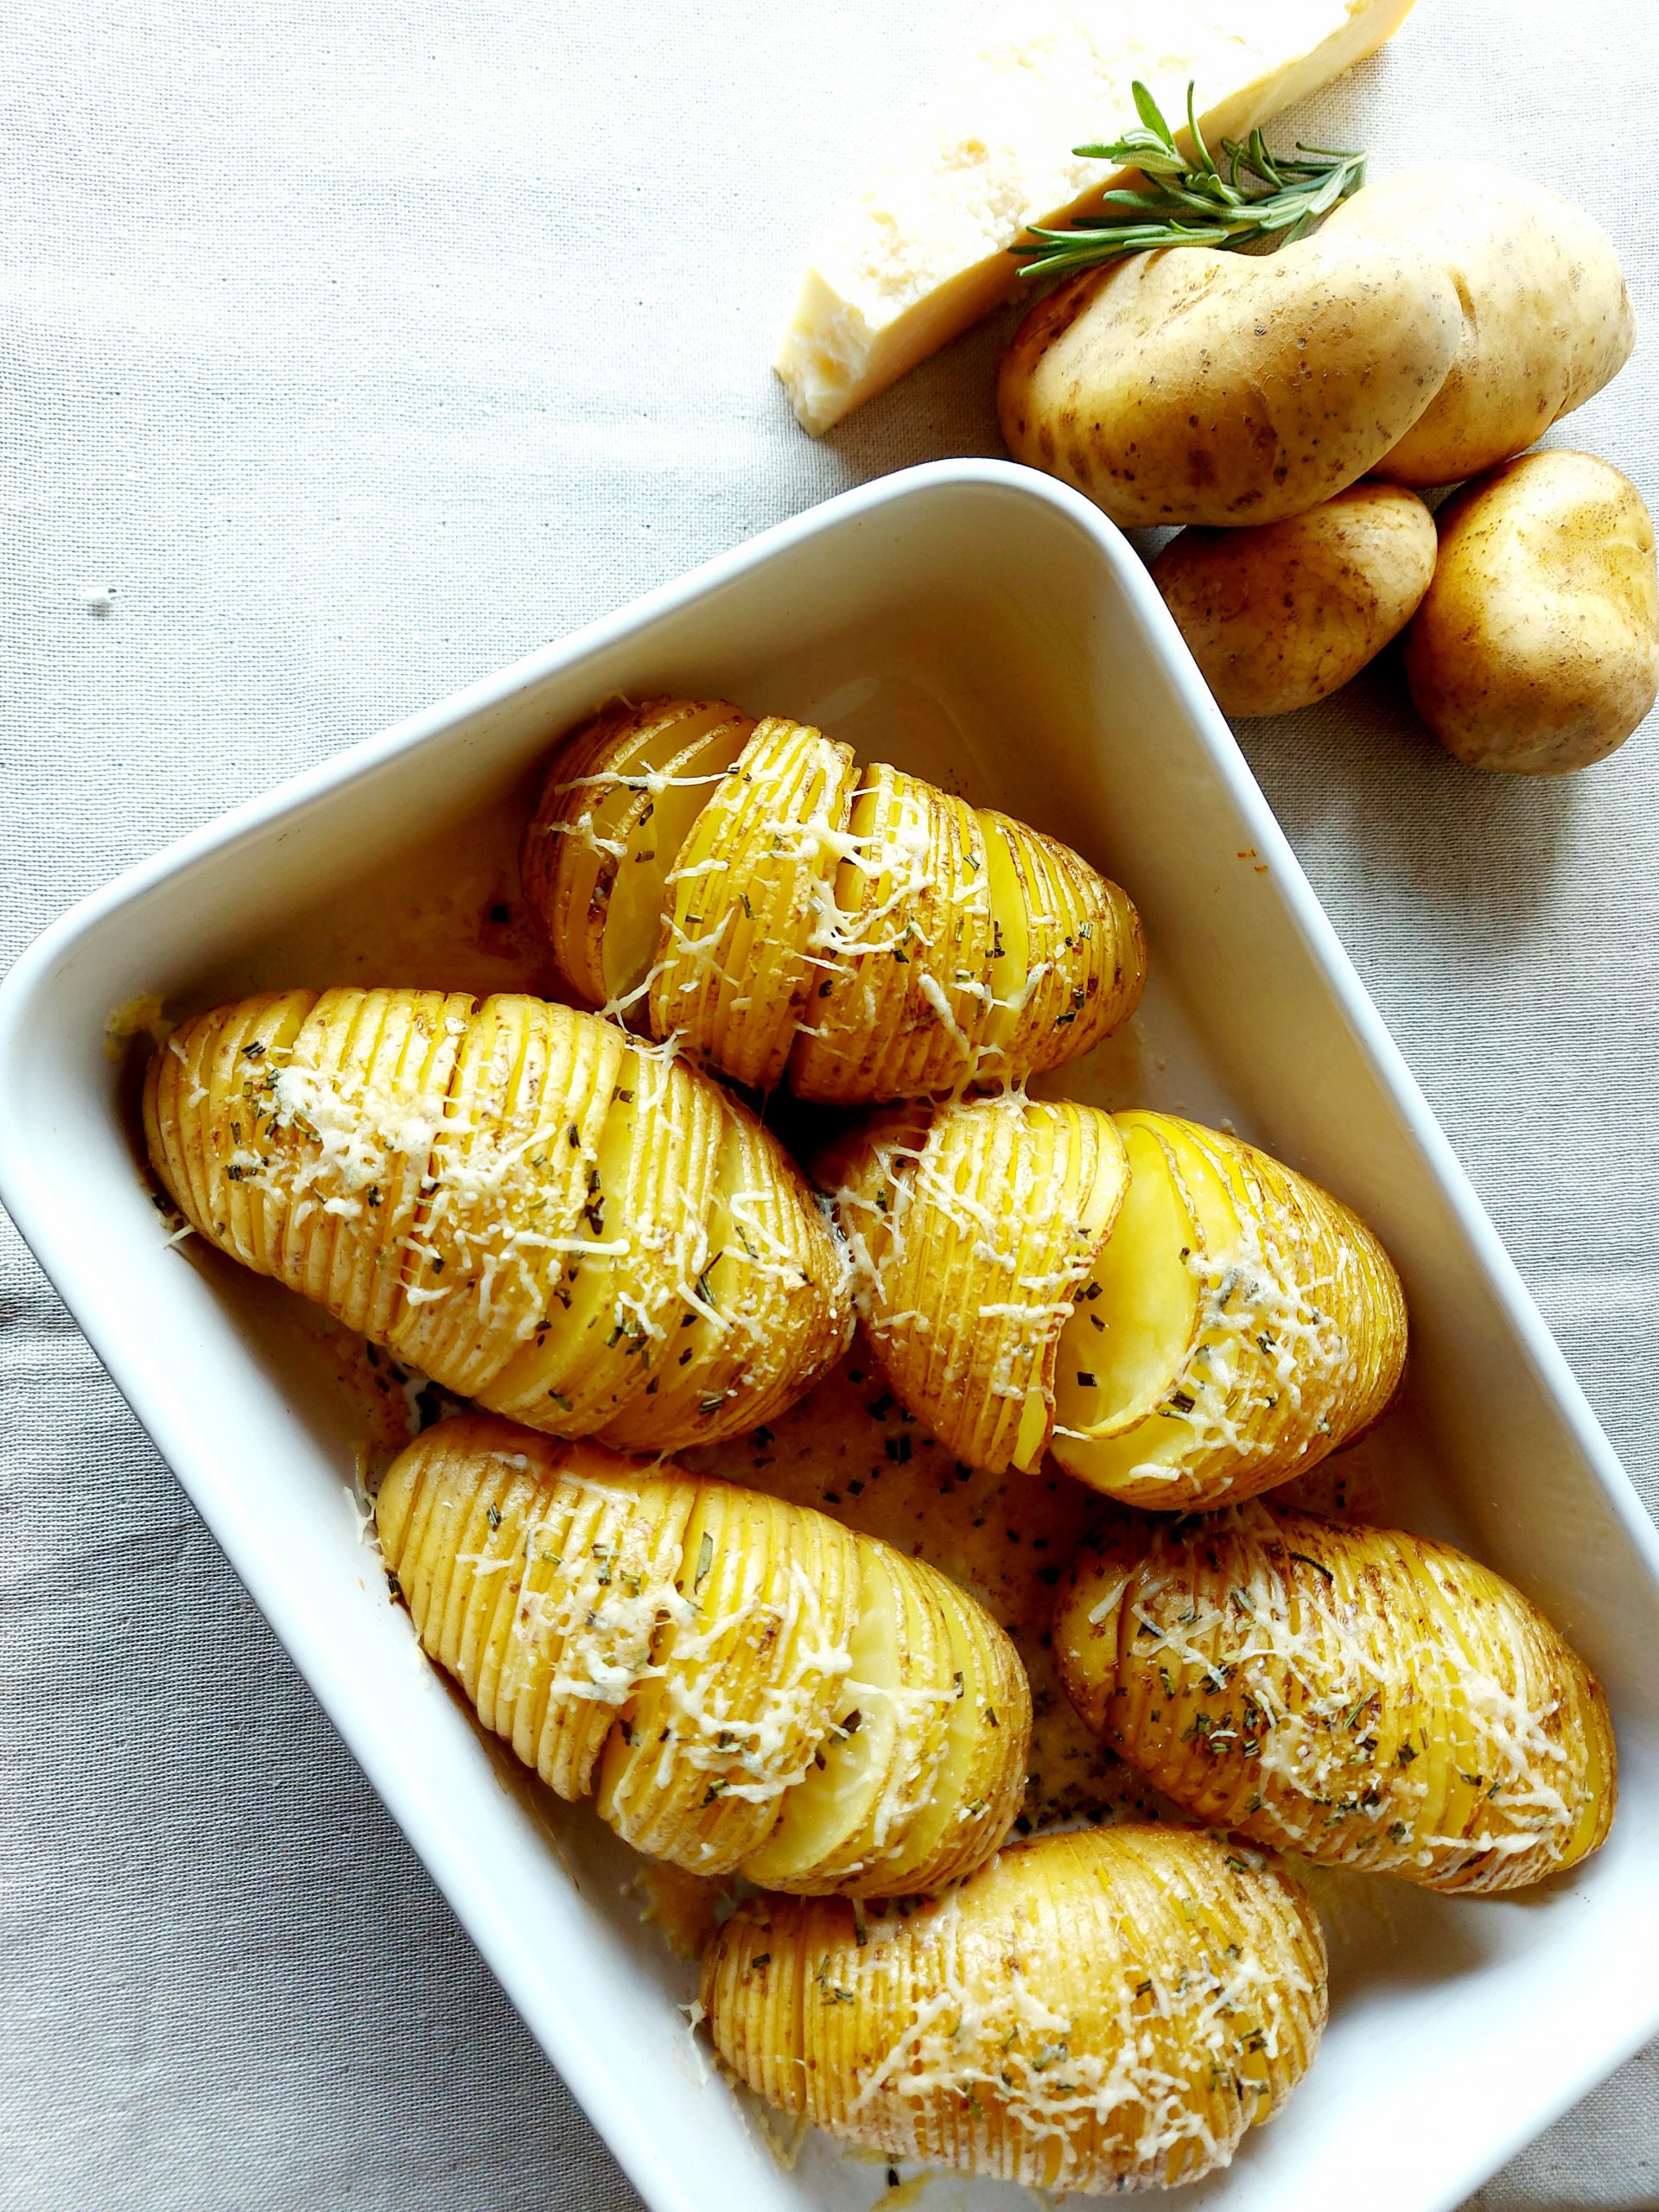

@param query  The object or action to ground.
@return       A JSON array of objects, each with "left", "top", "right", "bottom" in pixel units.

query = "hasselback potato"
[
  {"left": 145, "top": 988, "right": 849, "bottom": 1452},
  {"left": 1055, "top": 1504, "right": 1617, "bottom": 1893},
  {"left": 823, "top": 1098, "right": 1406, "bottom": 1509},
  {"left": 522, "top": 696, "right": 1145, "bottom": 1100},
  {"left": 377, "top": 1415, "right": 1029, "bottom": 1892},
  {"left": 702, "top": 1826, "right": 1327, "bottom": 2192}
]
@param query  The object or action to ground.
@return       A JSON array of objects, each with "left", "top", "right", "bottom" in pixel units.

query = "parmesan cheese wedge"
[{"left": 776, "top": 0, "right": 1421, "bottom": 435}]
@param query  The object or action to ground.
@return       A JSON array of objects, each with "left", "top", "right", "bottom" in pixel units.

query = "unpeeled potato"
[
  {"left": 1153, "top": 484, "right": 1437, "bottom": 718},
  {"left": 523, "top": 696, "right": 1145, "bottom": 1100},
  {"left": 998, "top": 231, "right": 1460, "bottom": 527},
  {"left": 1322, "top": 166, "right": 1635, "bottom": 486},
  {"left": 378, "top": 1414, "right": 1030, "bottom": 1893},
  {"left": 1055, "top": 1503, "right": 1617, "bottom": 1893},
  {"left": 145, "top": 988, "right": 849, "bottom": 1452},
  {"left": 822, "top": 1098, "right": 1405, "bottom": 1509},
  {"left": 1404, "top": 449, "right": 1659, "bottom": 773},
  {"left": 702, "top": 1825, "right": 1327, "bottom": 2193}
]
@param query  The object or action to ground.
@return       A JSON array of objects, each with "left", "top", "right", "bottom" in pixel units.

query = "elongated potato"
[
  {"left": 377, "top": 1415, "right": 1029, "bottom": 1892},
  {"left": 523, "top": 697, "right": 1145, "bottom": 1101},
  {"left": 1056, "top": 1504, "right": 1617, "bottom": 1893},
  {"left": 823, "top": 1099, "right": 1404, "bottom": 1508},
  {"left": 1154, "top": 484, "right": 1437, "bottom": 718},
  {"left": 998, "top": 232, "right": 1460, "bottom": 527},
  {"left": 144, "top": 989, "right": 849, "bottom": 1452},
  {"left": 702, "top": 1826, "right": 1327, "bottom": 2193},
  {"left": 1404, "top": 449, "right": 1659, "bottom": 774},
  {"left": 1322, "top": 166, "right": 1635, "bottom": 486}
]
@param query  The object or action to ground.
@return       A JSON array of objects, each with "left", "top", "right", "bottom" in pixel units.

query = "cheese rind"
[{"left": 776, "top": 0, "right": 1421, "bottom": 435}]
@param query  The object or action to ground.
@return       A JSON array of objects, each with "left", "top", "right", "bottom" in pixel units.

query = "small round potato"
[
  {"left": 998, "top": 232, "right": 1460, "bottom": 528},
  {"left": 1404, "top": 450, "right": 1659, "bottom": 773},
  {"left": 1324, "top": 166, "right": 1634, "bottom": 486},
  {"left": 1152, "top": 484, "right": 1437, "bottom": 717}
]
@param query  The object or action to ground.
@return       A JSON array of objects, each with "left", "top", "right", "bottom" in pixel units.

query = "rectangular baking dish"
[{"left": 2, "top": 460, "right": 1656, "bottom": 2212}]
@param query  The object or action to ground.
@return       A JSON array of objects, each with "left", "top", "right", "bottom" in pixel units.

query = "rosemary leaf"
[{"left": 1014, "top": 79, "right": 1365, "bottom": 281}]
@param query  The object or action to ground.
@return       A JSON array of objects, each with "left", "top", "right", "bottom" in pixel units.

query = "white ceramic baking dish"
[{"left": 3, "top": 461, "right": 1656, "bottom": 2212}]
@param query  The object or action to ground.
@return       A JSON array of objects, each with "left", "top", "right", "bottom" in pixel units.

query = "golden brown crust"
[
  {"left": 521, "top": 699, "right": 1144, "bottom": 1102},
  {"left": 1055, "top": 1503, "right": 1618, "bottom": 1892},
  {"left": 702, "top": 1826, "right": 1327, "bottom": 2193},
  {"left": 823, "top": 1098, "right": 1406, "bottom": 1506},
  {"left": 144, "top": 989, "right": 850, "bottom": 1452},
  {"left": 376, "top": 1413, "right": 1030, "bottom": 1892}
]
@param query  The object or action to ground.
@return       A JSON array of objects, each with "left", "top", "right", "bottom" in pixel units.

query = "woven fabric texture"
[{"left": 2, "top": 1, "right": 1656, "bottom": 2206}]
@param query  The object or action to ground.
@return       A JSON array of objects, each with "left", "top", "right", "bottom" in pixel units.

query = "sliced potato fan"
[
  {"left": 1055, "top": 1504, "right": 1618, "bottom": 1894},
  {"left": 144, "top": 988, "right": 850, "bottom": 1452},
  {"left": 376, "top": 1414, "right": 1031, "bottom": 1893},
  {"left": 823, "top": 1097, "right": 1406, "bottom": 1510},
  {"left": 702, "top": 1826, "right": 1328, "bottom": 2194},
  {"left": 523, "top": 696, "right": 1145, "bottom": 1102}
]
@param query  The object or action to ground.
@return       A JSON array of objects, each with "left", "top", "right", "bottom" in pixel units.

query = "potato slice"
[
  {"left": 484, "top": 1043, "right": 721, "bottom": 1430},
  {"left": 525, "top": 697, "right": 1144, "bottom": 1103},
  {"left": 835, "top": 1096, "right": 1406, "bottom": 1510},
  {"left": 378, "top": 1419, "right": 695, "bottom": 1803},
  {"left": 991, "top": 816, "right": 1147, "bottom": 1080},
  {"left": 651, "top": 715, "right": 860, "bottom": 1090},
  {"left": 523, "top": 697, "right": 755, "bottom": 1009},
  {"left": 1057, "top": 1504, "right": 1618, "bottom": 1893},
  {"left": 702, "top": 1827, "right": 1328, "bottom": 2194},
  {"left": 867, "top": 1571, "right": 1032, "bottom": 1895},
  {"left": 978, "top": 813, "right": 1033, "bottom": 1071},
  {"left": 1052, "top": 1117, "right": 1204, "bottom": 1455},
  {"left": 790, "top": 768, "right": 996, "bottom": 1102},
  {"left": 239, "top": 986, "right": 471, "bottom": 1340},
  {"left": 739, "top": 1539, "right": 906, "bottom": 1890},
  {"left": 1058, "top": 1114, "right": 1404, "bottom": 1509},
  {"left": 149, "top": 993, "right": 853, "bottom": 1451},
  {"left": 143, "top": 988, "right": 316, "bottom": 1274},
  {"left": 390, "top": 996, "right": 624, "bottom": 1396},
  {"left": 596, "top": 709, "right": 756, "bottom": 1010},
  {"left": 597, "top": 1483, "right": 861, "bottom": 1873},
  {"left": 602, "top": 1099, "right": 843, "bottom": 1452},
  {"left": 823, "top": 1096, "right": 1129, "bottom": 1474}
]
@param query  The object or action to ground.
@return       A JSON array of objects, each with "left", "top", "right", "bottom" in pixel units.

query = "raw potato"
[
  {"left": 1055, "top": 1504, "right": 1617, "bottom": 1893},
  {"left": 702, "top": 1826, "right": 1327, "bottom": 2193},
  {"left": 1322, "top": 166, "right": 1635, "bottom": 486},
  {"left": 823, "top": 1098, "right": 1405, "bottom": 1508},
  {"left": 523, "top": 696, "right": 1145, "bottom": 1100},
  {"left": 997, "top": 232, "right": 1461, "bottom": 527},
  {"left": 1403, "top": 450, "right": 1659, "bottom": 773},
  {"left": 144, "top": 988, "right": 849, "bottom": 1452},
  {"left": 1154, "top": 485, "right": 1437, "bottom": 718},
  {"left": 376, "top": 1414, "right": 1029, "bottom": 1893}
]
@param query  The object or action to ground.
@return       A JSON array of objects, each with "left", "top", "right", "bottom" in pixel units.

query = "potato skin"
[
  {"left": 702, "top": 1826, "right": 1327, "bottom": 2194},
  {"left": 1055, "top": 1504, "right": 1617, "bottom": 1894},
  {"left": 144, "top": 988, "right": 851, "bottom": 1451},
  {"left": 524, "top": 701, "right": 1145, "bottom": 1103},
  {"left": 998, "top": 232, "right": 1460, "bottom": 527},
  {"left": 377, "top": 1414, "right": 1031, "bottom": 1892},
  {"left": 1153, "top": 484, "right": 1437, "bottom": 717},
  {"left": 823, "top": 1098, "right": 1405, "bottom": 1507},
  {"left": 1323, "top": 166, "right": 1635, "bottom": 486},
  {"left": 1404, "top": 450, "right": 1659, "bottom": 773}
]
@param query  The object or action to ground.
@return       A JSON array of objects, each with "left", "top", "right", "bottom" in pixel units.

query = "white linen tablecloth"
[{"left": 3, "top": 2, "right": 1656, "bottom": 2205}]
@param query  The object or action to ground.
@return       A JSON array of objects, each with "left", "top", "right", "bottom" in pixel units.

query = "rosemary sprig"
[{"left": 1014, "top": 80, "right": 1366, "bottom": 281}]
